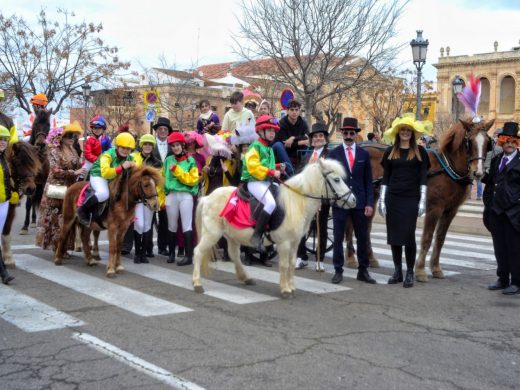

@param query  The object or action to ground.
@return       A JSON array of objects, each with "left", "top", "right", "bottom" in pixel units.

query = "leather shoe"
[
  {"left": 331, "top": 272, "right": 343, "bottom": 284},
  {"left": 502, "top": 284, "right": 520, "bottom": 295},
  {"left": 488, "top": 279, "right": 509, "bottom": 290},
  {"left": 357, "top": 269, "right": 377, "bottom": 284}
]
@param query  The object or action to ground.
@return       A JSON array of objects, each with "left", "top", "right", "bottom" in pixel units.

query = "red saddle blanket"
[{"left": 219, "top": 189, "right": 256, "bottom": 229}]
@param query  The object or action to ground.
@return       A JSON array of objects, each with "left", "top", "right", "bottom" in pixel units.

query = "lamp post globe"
[
  {"left": 452, "top": 76, "right": 464, "bottom": 121},
  {"left": 410, "top": 30, "right": 429, "bottom": 120}
]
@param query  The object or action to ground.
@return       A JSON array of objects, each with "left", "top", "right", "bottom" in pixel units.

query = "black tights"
[{"left": 391, "top": 245, "right": 416, "bottom": 269}]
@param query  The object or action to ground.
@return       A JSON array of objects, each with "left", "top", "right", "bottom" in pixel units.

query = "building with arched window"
[{"left": 434, "top": 44, "right": 520, "bottom": 131}]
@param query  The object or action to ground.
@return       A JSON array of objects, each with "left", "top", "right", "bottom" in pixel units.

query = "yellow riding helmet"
[
  {"left": 63, "top": 121, "right": 83, "bottom": 134},
  {"left": 115, "top": 132, "right": 136, "bottom": 149},
  {"left": 0, "top": 125, "right": 10, "bottom": 138},
  {"left": 139, "top": 134, "right": 156, "bottom": 147}
]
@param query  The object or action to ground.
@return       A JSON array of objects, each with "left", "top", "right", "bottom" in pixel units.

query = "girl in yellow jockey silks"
[
  {"left": 241, "top": 114, "right": 282, "bottom": 252},
  {"left": 0, "top": 89, "right": 18, "bottom": 144},
  {"left": 163, "top": 132, "right": 199, "bottom": 266},
  {"left": 130, "top": 134, "right": 162, "bottom": 264},
  {"left": 77, "top": 132, "right": 136, "bottom": 226},
  {"left": 0, "top": 126, "right": 15, "bottom": 284}
]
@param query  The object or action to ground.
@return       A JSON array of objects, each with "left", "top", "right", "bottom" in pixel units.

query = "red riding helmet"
[
  {"left": 255, "top": 115, "right": 280, "bottom": 132},
  {"left": 167, "top": 132, "right": 186, "bottom": 144}
]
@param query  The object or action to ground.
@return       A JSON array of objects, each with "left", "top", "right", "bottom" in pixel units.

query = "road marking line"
[
  {"left": 72, "top": 332, "right": 205, "bottom": 390},
  {"left": 0, "top": 284, "right": 85, "bottom": 332},
  {"left": 98, "top": 251, "right": 278, "bottom": 304},
  {"left": 15, "top": 254, "right": 192, "bottom": 317},
  {"left": 213, "top": 262, "right": 351, "bottom": 293},
  {"left": 369, "top": 237, "right": 496, "bottom": 260},
  {"left": 371, "top": 226, "right": 493, "bottom": 243}
]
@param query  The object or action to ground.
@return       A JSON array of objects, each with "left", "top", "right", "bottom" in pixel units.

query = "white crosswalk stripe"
[
  {"left": 0, "top": 284, "right": 85, "bottom": 332},
  {"left": 15, "top": 254, "right": 193, "bottom": 317}
]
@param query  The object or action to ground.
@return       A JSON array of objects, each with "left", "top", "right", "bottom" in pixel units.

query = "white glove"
[
  {"left": 418, "top": 185, "right": 427, "bottom": 217},
  {"left": 378, "top": 185, "right": 387, "bottom": 218}
]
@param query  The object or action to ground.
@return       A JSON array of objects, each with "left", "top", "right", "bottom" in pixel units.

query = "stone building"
[{"left": 434, "top": 43, "right": 520, "bottom": 130}]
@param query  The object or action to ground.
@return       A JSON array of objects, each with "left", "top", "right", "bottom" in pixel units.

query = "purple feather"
[{"left": 456, "top": 74, "right": 481, "bottom": 117}]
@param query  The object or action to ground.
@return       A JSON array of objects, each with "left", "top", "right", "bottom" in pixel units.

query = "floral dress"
[{"left": 36, "top": 146, "right": 81, "bottom": 250}]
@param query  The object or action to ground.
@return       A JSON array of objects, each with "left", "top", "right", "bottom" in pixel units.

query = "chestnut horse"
[
  {"left": 2, "top": 142, "right": 42, "bottom": 268},
  {"left": 54, "top": 166, "right": 163, "bottom": 277},
  {"left": 193, "top": 159, "right": 356, "bottom": 298}
]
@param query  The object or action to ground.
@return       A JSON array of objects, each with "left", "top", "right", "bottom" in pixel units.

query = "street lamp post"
[
  {"left": 410, "top": 30, "right": 429, "bottom": 120},
  {"left": 452, "top": 75, "right": 464, "bottom": 121},
  {"left": 191, "top": 99, "right": 197, "bottom": 128},
  {"left": 81, "top": 84, "right": 91, "bottom": 132}
]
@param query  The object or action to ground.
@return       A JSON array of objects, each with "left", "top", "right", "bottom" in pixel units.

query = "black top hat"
[
  {"left": 152, "top": 117, "right": 173, "bottom": 133},
  {"left": 340, "top": 117, "right": 361, "bottom": 132},
  {"left": 309, "top": 122, "right": 329, "bottom": 138},
  {"left": 501, "top": 122, "right": 520, "bottom": 138}
]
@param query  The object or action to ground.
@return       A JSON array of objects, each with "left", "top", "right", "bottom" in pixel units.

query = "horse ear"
[
  {"left": 459, "top": 119, "right": 473, "bottom": 133},
  {"left": 483, "top": 118, "right": 495, "bottom": 133}
]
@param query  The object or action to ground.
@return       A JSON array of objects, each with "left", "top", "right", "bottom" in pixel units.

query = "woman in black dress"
[{"left": 379, "top": 115, "right": 431, "bottom": 287}]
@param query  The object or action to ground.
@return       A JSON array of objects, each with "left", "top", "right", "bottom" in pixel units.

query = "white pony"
[{"left": 192, "top": 158, "right": 356, "bottom": 298}]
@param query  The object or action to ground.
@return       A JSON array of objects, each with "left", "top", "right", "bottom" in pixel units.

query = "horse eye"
[{"left": 334, "top": 178, "right": 340, "bottom": 183}]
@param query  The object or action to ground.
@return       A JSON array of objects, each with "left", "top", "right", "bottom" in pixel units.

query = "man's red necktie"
[{"left": 347, "top": 146, "right": 354, "bottom": 169}]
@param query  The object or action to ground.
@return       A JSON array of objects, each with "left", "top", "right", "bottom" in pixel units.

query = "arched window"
[
  {"left": 478, "top": 77, "right": 490, "bottom": 115},
  {"left": 499, "top": 76, "right": 515, "bottom": 114}
]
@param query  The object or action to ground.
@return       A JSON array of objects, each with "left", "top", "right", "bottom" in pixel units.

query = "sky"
[{"left": 3, "top": 0, "right": 520, "bottom": 86}]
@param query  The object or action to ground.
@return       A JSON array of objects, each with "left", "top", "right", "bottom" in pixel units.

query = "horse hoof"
[
  {"left": 54, "top": 259, "right": 63, "bottom": 266},
  {"left": 369, "top": 259, "right": 380, "bottom": 268},
  {"left": 281, "top": 291, "right": 294, "bottom": 299},
  {"left": 106, "top": 271, "right": 116, "bottom": 278},
  {"left": 87, "top": 260, "right": 99, "bottom": 267},
  {"left": 432, "top": 271, "right": 445, "bottom": 279},
  {"left": 115, "top": 265, "right": 125, "bottom": 273},
  {"left": 30, "top": 222, "right": 37, "bottom": 228},
  {"left": 194, "top": 285, "right": 205, "bottom": 294},
  {"left": 19, "top": 229, "right": 28, "bottom": 235},
  {"left": 93, "top": 254, "right": 101, "bottom": 261},
  {"left": 415, "top": 273, "right": 428, "bottom": 282},
  {"left": 244, "top": 279, "right": 256, "bottom": 286},
  {"left": 346, "top": 262, "right": 358, "bottom": 269}
]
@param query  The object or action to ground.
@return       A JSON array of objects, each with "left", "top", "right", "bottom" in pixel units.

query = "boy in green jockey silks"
[
  {"left": 77, "top": 132, "right": 136, "bottom": 226},
  {"left": 241, "top": 115, "right": 282, "bottom": 252},
  {"left": 163, "top": 131, "right": 199, "bottom": 266}
]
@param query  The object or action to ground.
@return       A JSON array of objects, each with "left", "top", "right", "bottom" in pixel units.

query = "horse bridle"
[
  {"left": 279, "top": 169, "right": 355, "bottom": 204},
  {"left": 137, "top": 179, "right": 159, "bottom": 206}
]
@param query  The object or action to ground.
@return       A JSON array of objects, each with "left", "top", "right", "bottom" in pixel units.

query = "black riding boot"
[
  {"left": 388, "top": 245, "right": 403, "bottom": 284},
  {"left": 177, "top": 231, "right": 193, "bottom": 266},
  {"left": 133, "top": 231, "right": 143, "bottom": 264},
  {"left": 0, "top": 248, "right": 14, "bottom": 285},
  {"left": 77, "top": 195, "right": 98, "bottom": 226},
  {"left": 250, "top": 210, "right": 271, "bottom": 253},
  {"left": 167, "top": 232, "right": 176, "bottom": 264},
  {"left": 403, "top": 269, "right": 414, "bottom": 288},
  {"left": 144, "top": 229, "right": 154, "bottom": 258}
]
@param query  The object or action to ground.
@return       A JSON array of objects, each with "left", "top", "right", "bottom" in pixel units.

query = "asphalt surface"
[{"left": 1, "top": 201, "right": 519, "bottom": 390}]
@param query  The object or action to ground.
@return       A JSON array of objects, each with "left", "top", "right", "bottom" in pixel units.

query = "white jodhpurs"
[
  {"left": 165, "top": 192, "right": 193, "bottom": 233},
  {"left": 134, "top": 203, "right": 154, "bottom": 234},
  {"left": 0, "top": 201, "right": 9, "bottom": 234},
  {"left": 90, "top": 176, "right": 110, "bottom": 202},
  {"left": 247, "top": 181, "right": 275, "bottom": 214}
]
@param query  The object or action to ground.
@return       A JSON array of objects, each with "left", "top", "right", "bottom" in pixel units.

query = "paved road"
[{"left": 1, "top": 204, "right": 519, "bottom": 390}]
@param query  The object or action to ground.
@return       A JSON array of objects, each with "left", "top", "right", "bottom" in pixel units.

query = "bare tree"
[
  {"left": 233, "top": 0, "right": 407, "bottom": 124},
  {"left": 0, "top": 9, "right": 130, "bottom": 114}
]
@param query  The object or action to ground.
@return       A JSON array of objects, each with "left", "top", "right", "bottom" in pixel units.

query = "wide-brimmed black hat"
[
  {"left": 309, "top": 122, "right": 329, "bottom": 138},
  {"left": 340, "top": 117, "right": 361, "bottom": 132},
  {"left": 501, "top": 122, "right": 520, "bottom": 138},
  {"left": 152, "top": 117, "right": 173, "bottom": 134}
]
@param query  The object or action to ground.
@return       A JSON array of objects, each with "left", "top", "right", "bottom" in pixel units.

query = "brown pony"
[
  {"left": 54, "top": 166, "right": 163, "bottom": 277},
  {"left": 415, "top": 119, "right": 493, "bottom": 281},
  {"left": 2, "top": 142, "right": 42, "bottom": 267}
]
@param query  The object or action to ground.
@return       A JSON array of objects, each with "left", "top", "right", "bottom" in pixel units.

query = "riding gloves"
[
  {"left": 378, "top": 185, "right": 387, "bottom": 218},
  {"left": 418, "top": 185, "right": 427, "bottom": 217}
]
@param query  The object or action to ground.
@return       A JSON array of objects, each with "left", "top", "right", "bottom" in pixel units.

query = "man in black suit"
[
  {"left": 482, "top": 121, "right": 520, "bottom": 295},
  {"left": 328, "top": 117, "right": 376, "bottom": 284},
  {"left": 296, "top": 122, "right": 331, "bottom": 270},
  {"left": 152, "top": 117, "right": 174, "bottom": 257}
]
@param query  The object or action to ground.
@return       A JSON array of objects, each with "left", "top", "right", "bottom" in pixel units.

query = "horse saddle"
[
  {"left": 236, "top": 184, "right": 285, "bottom": 231},
  {"left": 78, "top": 184, "right": 109, "bottom": 229}
]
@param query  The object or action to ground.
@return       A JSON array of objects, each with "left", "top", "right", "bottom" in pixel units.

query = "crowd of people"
[{"left": 0, "top": 87, "right": 518, "bottom": 296}]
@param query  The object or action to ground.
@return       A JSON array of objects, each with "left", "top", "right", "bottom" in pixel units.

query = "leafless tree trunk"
[{"left": 233, "top": 0, "right": 407, "bottom": 125}]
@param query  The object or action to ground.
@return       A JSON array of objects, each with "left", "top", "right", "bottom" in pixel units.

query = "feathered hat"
[
  {"left": 230, "top": 120, "right": 258, "bottom": 145},
  {"left": 383, "top": 112, "right": 432, "bottom": 144},
  {"left": 203, "top": 133, "right": 232, "bottom": 159},
  {"left": 45, "top": 127, "right": 64, "bottom": 147},
  {"left": 456, "top": 73, "right": 482, "bottom": 123}
]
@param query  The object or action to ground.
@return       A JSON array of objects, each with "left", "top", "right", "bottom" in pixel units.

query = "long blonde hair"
[{"left": 388, "top": 129, "right": 422, "bottom": 161}]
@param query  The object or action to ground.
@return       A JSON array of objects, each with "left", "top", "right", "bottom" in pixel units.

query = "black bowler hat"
[
  {"left": 309, "top": 122, "right": 329, "bottom": 138},
  {"left": 501, "top": 122, "right": 520, "bottom": 138},
  {"left": 152, "top": 117, "right": 173, "bottom": 134},
  {"left": 340, "top": 117, "right": 361, "bottom": 132}
]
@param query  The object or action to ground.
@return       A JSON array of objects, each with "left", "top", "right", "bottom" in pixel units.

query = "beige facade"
[{"left": 434, "top": 46, "right": 520, "bottom": 131}]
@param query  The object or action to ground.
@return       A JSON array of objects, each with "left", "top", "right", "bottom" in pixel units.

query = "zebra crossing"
[{"left": 2, "top": 227, "right": 496, "bottom": 334}]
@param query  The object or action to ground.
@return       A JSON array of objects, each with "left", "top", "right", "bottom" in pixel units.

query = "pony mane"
[
  {"left": 6, "top": 142, "right": 42, "bottom": 177},
  {"left": 108, "top": 165, "right": 164, "bottom": 205},
  {"left": 439, "top": 121, "right": 467, "bottom": 154}
]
